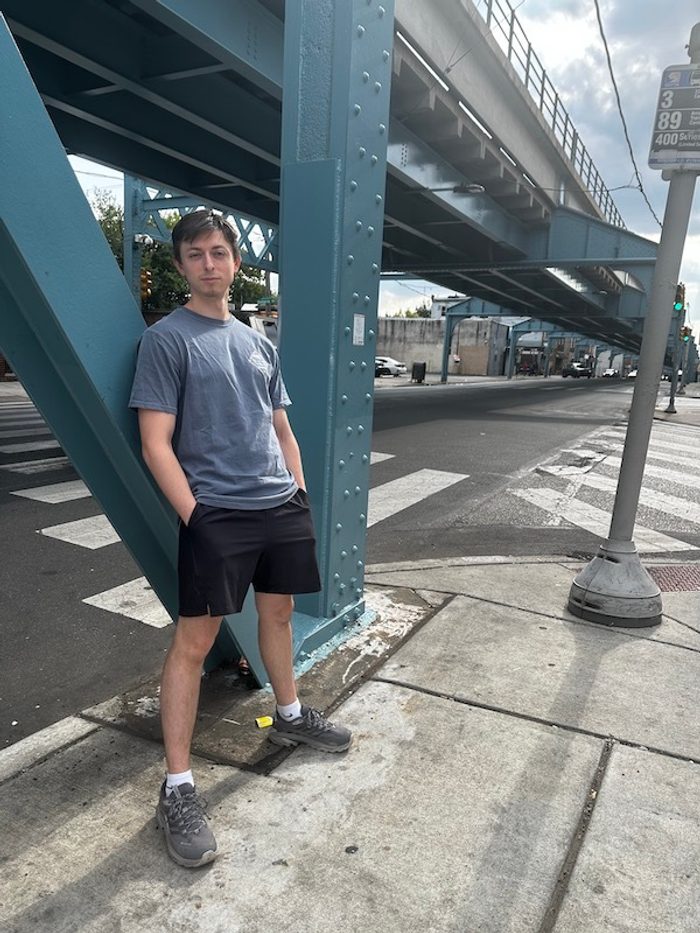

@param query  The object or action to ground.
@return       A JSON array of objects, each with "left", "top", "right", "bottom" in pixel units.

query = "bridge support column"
[{"left": 278, "top": 1, "right": 394, "bottom": 655}]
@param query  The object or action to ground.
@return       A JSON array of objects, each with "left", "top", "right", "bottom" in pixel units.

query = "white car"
[{"left": 375, "top": 356, "right": 407, "bottom": 377}]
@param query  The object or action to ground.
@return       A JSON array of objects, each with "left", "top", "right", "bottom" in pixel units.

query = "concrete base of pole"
[{"left": 568, "top": 539, "right": 662, "bottom": 628}]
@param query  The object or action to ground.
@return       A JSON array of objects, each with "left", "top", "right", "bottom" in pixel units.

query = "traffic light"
[
  {"left": 674, "top": 283, "right": 686, "bottom": 312},
  {"left": 681, "top": 325, "right": 692, "bottom": 343},
  {"left": 140, "top": 268, "right": 153, "bottom": 304}
]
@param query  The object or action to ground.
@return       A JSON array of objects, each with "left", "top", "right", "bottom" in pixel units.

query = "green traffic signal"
[{"left": 674, "top": 301, "right": 683, "bottom": 311}]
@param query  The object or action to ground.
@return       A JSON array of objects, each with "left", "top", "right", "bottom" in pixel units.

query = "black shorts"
[{"left": 178, "top": 488, "right": 322, "bottom": 618}]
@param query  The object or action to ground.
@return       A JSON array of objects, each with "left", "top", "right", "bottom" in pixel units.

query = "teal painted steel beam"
[
  {"left": 129, "top": 0, "right": 284, "bottom": 99},
  {"left": 278, "top": 0, "right": 395, "bottom": 648},
  {"left": 0, "top": 17, "right": 254, "bottom": 676}
]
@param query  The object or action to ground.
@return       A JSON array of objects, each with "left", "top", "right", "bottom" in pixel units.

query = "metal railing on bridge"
[{"left": 478, "top": 0, "right": 625, "bottom": 229}]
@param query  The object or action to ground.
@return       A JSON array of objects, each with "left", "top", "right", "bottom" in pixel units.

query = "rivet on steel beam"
[
  {"left": 378, "top": 124, "right": 386, "bottom": 135},
  {"left": 352, "top": 544, "right": 359, "bottom": 553},
  {"left": 349, "top": 361, "right": 356, "bottom": 370},
  {"left": 346, "top": 426, "right": 353, "bottom": 435},
  {"left": 362, "top": 71, "right": 370, "bottom": 82},
  {"left": 370, "top": 154, "right": 378, "bottom": 165},
  {"left": 371, "top": 263, "right": 379, "bottom": 273},
  {"left": 357, "top": 560, "right": 364, "bottom": 568},
  {"left": 361, "top": 455, "right": 369, "bottom": 464},
  {"left": 360, "top": 361, "right": 367, "bottom": 371},
  {"left": 355, "top": 588, "right": 362, "bottom": 597},
  {"left": 350, "top": 577, "right": 357, "bottom": 585},
  {"left": 348, "top": 451, "right": 355, "bottom": 459},
  {"left": 357, "top": 24, "right": 366, "bottom": 36},
  {"left": 358, "top": 146, "right": 366, "bottom": 158},
  {"left": 332, "top": 602, "right": 339, "bottom": 613},
  {"left": 359, "top": 514, "right": 366, "bottom": 523},
  {"left": 341, "top": 550, "right": 348, "bottom": 559},
  {"left": 365, "top": 393, "right": 372, "bottom": 402},
  {"left": 339, "top": 459, "right": 346, "bottom": 469},
  {"left": 344, "top": 489, "right": 350, "bottom": 498},
  {"left": 375, "top": 194, "right": 383, "bottom": 204},
  {"left": 358, "top": 424, "right": 365, "bottom": 433},
  {"left": 374, "top": 82, "right": 382, "bottom": 93},
  {"left": 364, "top": 295, "right": 371, "bottom": 305},
  {"left": 341, "top": 394, "right": 348, "bottom": 403},
  {"left": 367, "top": 225, "right": 375, "bottom": 236},
  {"left": 344, "top": 326, "right": 351, "bottom": 336},
  {"left": 347, "top": 254, "right": 355, "bottom": 264},
  {"left": 355, "top": 220, "right": 363, "bottom": 231},
  {"left": 352, "top": 291, "right": 360, "bottom": 302},
  {"left": 353, "top": 104, "right": 362, "bottom": 116},
  {"left": 368, "top": 329, "right": 375, "bottom": 338},
  {"left": 355, "top": 486, "right": 361, "bottom": 494},
  {"left": 378, "top": 5, "right": 385, "bottom": 15},
  {"left": 334, "top": 573, "right": 340, "bottom": 582},
  {"left": 336, "top": 523, "right": 343, "bottom": 531},
  {"left": 339, "top": 583, "right": 346, "bottom": 592},
  {"left": 350, "top": 180, "right": 358, "bottom": 191},
  {"left": 383, "top": 49, "right": 390, "bottom": 62}
]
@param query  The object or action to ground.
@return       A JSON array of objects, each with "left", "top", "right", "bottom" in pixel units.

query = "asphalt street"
[{"left": 2, "top": 375, "right": 690, "bottom": 749}]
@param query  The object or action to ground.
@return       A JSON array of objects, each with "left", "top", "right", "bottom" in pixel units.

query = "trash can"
[{"left": 411, "top": 361, "right": 426, "bottom": 384}]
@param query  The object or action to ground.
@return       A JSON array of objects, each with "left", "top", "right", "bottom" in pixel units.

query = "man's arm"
[
  {"left": 138, "top": 409, "right": 198, "bottom": 524},
  {"left": 273, "top": 409, "right": 306, "bottom": 490}
]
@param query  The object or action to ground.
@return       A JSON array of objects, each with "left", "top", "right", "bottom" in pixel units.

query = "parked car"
[
  {"left": 562, "top": 362, "right": 593, "bottom": 378},
  {"left": 602, "top": 368, "right": 620, "bottom": 378},
  {"left": 375, "top": 356, "right": 407, "bottom": 377},
  {"left": 627, "top": 369, "right": 638, "bottom": 379},
  {"left": 661, "top": 370, "right": 683, "bottom": 381}
]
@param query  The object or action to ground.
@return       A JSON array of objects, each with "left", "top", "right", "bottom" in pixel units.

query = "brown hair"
[{"left": 171, "top": 210, "right": 241, "bottom": 264}]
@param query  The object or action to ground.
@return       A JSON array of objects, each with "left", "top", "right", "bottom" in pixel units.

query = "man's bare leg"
[
  {"left": 160, "top": 613, "right": 223, "bottom": 772},
  {"left": 255, "top": 592, "right": 296, "bottom": 705}
]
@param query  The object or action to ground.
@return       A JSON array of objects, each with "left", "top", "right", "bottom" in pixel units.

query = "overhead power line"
[{"left": 592, "top": 0, "right": 662, "bottom": 228}]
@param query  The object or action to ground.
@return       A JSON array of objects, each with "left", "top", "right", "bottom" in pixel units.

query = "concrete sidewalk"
[{"left": 2, "top": 552, "right": 700, "bottom": 932}]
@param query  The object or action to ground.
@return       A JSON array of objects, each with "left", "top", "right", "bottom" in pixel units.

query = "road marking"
[
  {"left": 83, "top": 577, "right": 172, "bottom": 628},
  {"left": 511, "top": 486, "right": 689, "bottom": 552},
  {"left": 585, "top": 472, "right": 700, "bottom": 525},
  {"left": 11, "top": 480, "right": 90, "bottom": 503},
  {"left": 604, "top": 455, "right": 700, "bottom": 485},
  {"left": 598, "top": 430, "right": 700, "bottom": 459},
  {"left": 0, "top": 427, "right": 52, "bottom": 439},
  {"left": 0, "top": 716, "right": 98, "bottom": 783},
  {"left": 38, "top": 514, "right": 120, "bottom": 550},
  {"left": 368, "top": 468, "right": 468, "bottom": 527},
  {"left": 0, "top": 456, "right": 69, "bottom": 474},
  {"left": 0, "top": 440, "right": 60, "bottom": 454},
  {"left": 371, "top": 452, "right": 395, "bottom": 464}
]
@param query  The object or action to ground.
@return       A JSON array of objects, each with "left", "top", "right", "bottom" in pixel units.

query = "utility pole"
[{"left": 569, "top": 23, "right": 700, "bottom": 627}]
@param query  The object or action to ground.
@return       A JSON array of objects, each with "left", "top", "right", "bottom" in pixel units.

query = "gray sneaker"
[
  {"left": 269, "top": 705, "right": 352, "bottom": 752},
  {"left": 155, "top": 782, "right": 219, "bottom": 868}
]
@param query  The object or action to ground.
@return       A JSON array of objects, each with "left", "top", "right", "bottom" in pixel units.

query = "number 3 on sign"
[
  {"left": 657, "top": 111, "right": 682, "bottom": 130},
  {"left": 660, "top": 90, "right": 674, "bottom": 108}
]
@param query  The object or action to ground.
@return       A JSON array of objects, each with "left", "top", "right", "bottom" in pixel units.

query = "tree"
[{"left": 90, "top": 191, "right": 271, "bottom": 312}]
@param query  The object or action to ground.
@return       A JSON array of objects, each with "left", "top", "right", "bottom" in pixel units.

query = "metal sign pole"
[{"left": 568, "top": 23, "right": 700, "bottom": 627}]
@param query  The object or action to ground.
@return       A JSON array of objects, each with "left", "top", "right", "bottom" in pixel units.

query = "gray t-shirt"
[{"left": 128, "top": 306, "right": 297, "bottom": 510}]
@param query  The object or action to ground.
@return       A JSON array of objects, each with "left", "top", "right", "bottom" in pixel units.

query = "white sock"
[
  {"left": 277, "top": 699, "right": 302, "bottom": 721},
  {"left": 165, "top": 769, "right": 194, "bottom": 796}
]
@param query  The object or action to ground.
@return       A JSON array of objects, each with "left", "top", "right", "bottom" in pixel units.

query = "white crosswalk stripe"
[
  {"left": 11, "top": 480, "right": 90, "bottom": 503},
  {"left": 368, "top": 468, "right": 468, "bottom": 527},
  {"left": 512, "top": 486, "right": 689, "bottom": 552},
  {"left": 584, "top": 472, "right": 700, "bottom": 525},
  {"left": 0, "top": 456, "right": 70, "bottom": 474},
  {"left": 0, "top": 440, "right": 61, "bottom": 454},
  {"left": 370, "top": 452, "right": 395, "bottom": 464},
  {"left": 0, "top": 427, "right": 52, "bottom": 439},
  {"left": 603, "top": 455, "right": 700, "bottom": 486},
  {"left": 83, "top": 578, "right": 172, "bottom": 628},
  {"left": 38, "top": 515, "right": 120, "bottom": 550}
]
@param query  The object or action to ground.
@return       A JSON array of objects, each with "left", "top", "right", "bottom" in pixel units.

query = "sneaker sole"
[
  {"left": 155, "top": 806, "right": 220, "bottom": 868},
  {"left": 268, "top": 731, "right": 351, "bottom": 753}
]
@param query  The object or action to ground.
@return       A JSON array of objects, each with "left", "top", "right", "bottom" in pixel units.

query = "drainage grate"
[{"left": 647, "top": 564, "right": 700, "bottom": 592}]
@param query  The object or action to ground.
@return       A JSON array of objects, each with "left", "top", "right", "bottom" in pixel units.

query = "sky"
[{"left": 70, "top": 1, "right": 700, "bottom": 322}]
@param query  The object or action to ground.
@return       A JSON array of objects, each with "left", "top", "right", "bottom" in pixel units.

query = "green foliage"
[{"left": 89, "top": 191, "right": 271, "bottom": 312}]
